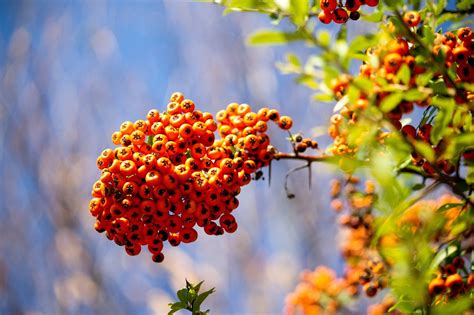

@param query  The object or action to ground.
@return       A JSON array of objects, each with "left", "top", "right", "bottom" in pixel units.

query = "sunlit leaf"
[
  {"left": 380, "top": 92, "right": 403, "bottom": 112},
  {"left": 248, "top": 29, "right": 306, "bottom": 45}
]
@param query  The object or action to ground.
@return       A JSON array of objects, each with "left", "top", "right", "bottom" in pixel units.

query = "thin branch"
[
  {"left": 284, "top": 164, "right": 310, "bottom": 199},
  {"left": 442, "top": 8, "right": 474, "bottom": 15}
]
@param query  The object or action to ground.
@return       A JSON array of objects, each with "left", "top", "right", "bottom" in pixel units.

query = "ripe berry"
[
  {"left": 318, "top": 11, "right": 332, "bottom": 24},
  {"left": 403, "top": 11, "right": 421, "bottom": 27},
  {"left": 428, "top": 278, "right": 445, "bottom": 296},
  {"left": 445, "top": 273, "right": 463, "bottom": 292},
  {"left": 320, "top": 0, "right": 337, "bottom": 12},
  {"left": 332, "top": 8, "right": 349, "bottom": 24}
]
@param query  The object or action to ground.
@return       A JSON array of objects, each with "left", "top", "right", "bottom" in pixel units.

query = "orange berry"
[
  {"left": 278, "top": 116, "right": 293, "bottom": 130},
  {"left": 403, "top": 11, "right": 421, "bottom": 27},
  {"left": 180, "top": 99, "right": 195, "bottom": 113},
  {"left": 445, "top": 273, "right": 463, "bottom": 292},
  {"left": 170, "top": 92, "right": 184, "bottom": 103},
  {"left": 320, "top": 0, "right": 337, "bottom": 12}
]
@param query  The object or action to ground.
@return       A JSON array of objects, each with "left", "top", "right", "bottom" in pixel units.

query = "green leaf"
[
  {"left": 290, "top": 0, "right": 309, "bottom": 26},
  {"left": 411, "top": 183, "right": 425, "bottom": 191},
  {"left": 313, "top": 93, "right": 334, "bottom": 102},
  {"left": 286, "top": 53, "right": 301, "bottom": 67},
  {"left": 317, "top": 30, "right": 331, "bottom": 47},
  {"left": 177, "top": 288, "right": 189, "bottom": 304},
  {"left": 362, "top": 10, "right": 383, "bottom": 22},
  {"left": 413, "top": 140, "right": 435, "bottom": 163},
  {"left": 296, "top": 74, "right": 318, "bottom": 89},
  {"left": 396, "top": 64, "right": 410, "bottom": 86},
  {"left": 466, "top": 165, "right": 474, "bottom": 185},
  {"left": 457, "top": 0, "right": 473, "bottom": 10},
  {"left": 380, "top": 92, "right": 403, "bottom": 112},
  {"left": 168, "top": 302, "right": 186, "bottom": 315},
  {"left": 415, "top": 70, "right": 434, "bottom": 87},
  {"left": 435, "top": 0, "right": 447, "bottom": 15},
  {"left": 432, "top": 296, "right": 473, "bottom": 315},
  {"left": 193, "top": 280, "right": 205, "bottom": 294},
  {"left": 403, "top": 89, "right": 427, "bottom": 102},
  {"left": 348, "top": 34, "right": 378, "bottom": 54},
  {"left": 192, "top": 288, "right": 216, "bottom": 312},
  {"left": 430, "top": 97, "right": 455, "bottom": 145},
  {"left": 247, "top": 29, "right": 306, "bottom": 45},
  {"left": 219, "top": 0, "right": 277, "bottom": 12},
  {"left": 431, "top": 80, "right": 450, "bottom": 95},
  {"left": 437, "top": 203, "right": 463, "bottom": 212}
]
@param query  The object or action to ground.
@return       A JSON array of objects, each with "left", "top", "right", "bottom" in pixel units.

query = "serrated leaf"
[
  {"left": 177, "top": 288, "right": 189, "bottom": 304},
  {"left": 168, "top": 302, "right": 186, "bottom": 315},
  {"left": 247, "top": 29, "right": 306, "bottom": 45},
  {"left": 380, "top": 92, "right": 403, "bottom": 112},
  {"left": 192, "top": 288, "right": 216, "bottom": 312},
  {"left": 193, "top": 280, "right": 205, "bottom": 294}
]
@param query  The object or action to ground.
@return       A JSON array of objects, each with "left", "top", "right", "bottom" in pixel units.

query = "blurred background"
[{"left": 0, "top": 1, "right": 371, "bottom": 314}]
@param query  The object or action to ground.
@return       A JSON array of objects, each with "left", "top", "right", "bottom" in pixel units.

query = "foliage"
[
  {"left": 184, "top": 0, "right": 474, "bottom": 313},
  {"left": 168, "top": 280, "right": 215, "bottom": 315}
]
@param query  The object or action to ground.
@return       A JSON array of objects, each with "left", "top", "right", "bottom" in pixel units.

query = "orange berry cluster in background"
[
  {"left": 331, "top": 177, "right": 388, "bottom": 298},
  {"left": 284, "top": 266, "right": 349, "bottom": 315},
  {"left": 318, "top": 0, "right": 379, "bottom": 24},
  {"left": 287, "top": 175, "right": 472, "bottom": 313},
  {"left": 328, "top": 25, "right": 473, "bottom": 169},
  {"left": 89, "top": 92, "right": 292, "bottom": 262}
]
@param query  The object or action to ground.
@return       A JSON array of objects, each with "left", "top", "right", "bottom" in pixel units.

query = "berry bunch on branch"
[{"left": 89, "top": 92, "right": 293, "bottom": 262}]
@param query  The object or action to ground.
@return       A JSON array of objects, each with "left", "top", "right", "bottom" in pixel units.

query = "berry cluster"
[
  {"left": 318, "top": 0, "right": 379, "bottom": 25},
  {"left": 285, "top": 266, "right": 348, "bottom": 315},
  {"left": 327, "top": 25, "right": 473, "bottom": 167},
  {"left": 429, "top": 256, "right": 474, "bottom": 299},
  {"left": 331, "top": 178, "right": 389, "bottom": 298},
  {"left": 289, "top": 133, "right": 318, "bottom": 153},
  {"left": 89, "top": 93, "right": 292, "bottom": 262},
  {"left": 367, "top": 296, "right": 398, "bottom": 315}
]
